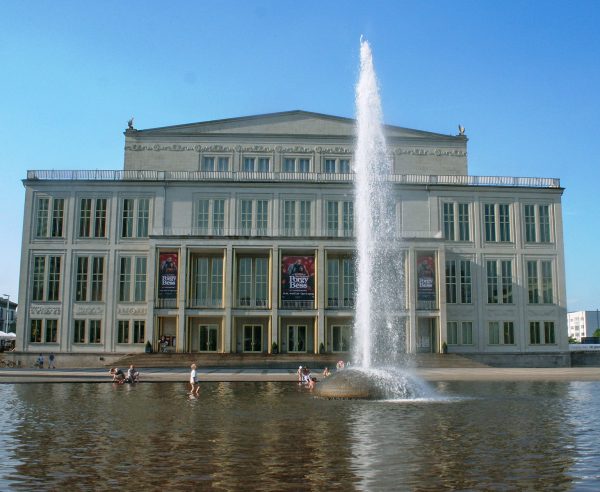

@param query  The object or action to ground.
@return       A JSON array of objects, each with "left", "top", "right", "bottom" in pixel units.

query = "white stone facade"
[{"left": 16, "top": 111, "right": 568, "bottom": 360}]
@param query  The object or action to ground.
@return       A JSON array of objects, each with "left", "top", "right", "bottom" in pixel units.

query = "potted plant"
[
  {"left": 271, "top": 341, "right": 278, "bottom": 354},
  {"left": 441, "top": 342, "right": 448, "bottom": 354},
  {"left": 145, "top": 340, "right": 153, "bottom": 354},
  {"left": 319, "top": 342, "right": 325, "bottom": 354}
]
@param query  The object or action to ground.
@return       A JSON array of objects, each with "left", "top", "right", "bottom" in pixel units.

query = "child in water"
[{"left": 189, "top": 363, "right": 200, "bottom": 395}]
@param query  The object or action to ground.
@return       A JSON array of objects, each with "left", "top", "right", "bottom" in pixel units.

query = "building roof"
[{"left": 126, "top": 110, "right": 464, "bottom": 142}]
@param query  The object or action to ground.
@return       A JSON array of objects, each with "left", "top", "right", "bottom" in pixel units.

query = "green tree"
[{"left": 593, "top": 328, "right": 600, "bottom": 338}]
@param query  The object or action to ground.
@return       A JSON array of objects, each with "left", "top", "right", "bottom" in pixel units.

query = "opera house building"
[{"left": 15, "top": 111, "right": 568, "bottom": 365}]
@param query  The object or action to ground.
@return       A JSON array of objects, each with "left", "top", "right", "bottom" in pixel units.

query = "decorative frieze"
[
  {"left": 117, "top": 306, "right": 148, "bottom": 316},
  {"left": 316, "top": 147, "right": 352, "bottom": 154},
  {"left": 73, "top": 305, "right": 105, "bottom": 316},
  {"left": 236, "top": 145, "right": 275, "bottom": 153},
  {"left": 30, "top": 305, "right": 62, "bottom": 316},
  {"left": 394, "top": 147, "right": 467, "bottom": 157}
]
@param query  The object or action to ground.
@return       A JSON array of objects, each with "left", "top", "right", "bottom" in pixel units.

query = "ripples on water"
[{"left": 1, "top": 381, "right": 600, "bottom": 491}]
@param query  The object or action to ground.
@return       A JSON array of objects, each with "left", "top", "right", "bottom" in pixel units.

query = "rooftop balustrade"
[{"left": 26, "top": 169, "right": 561, "bottom": 188}]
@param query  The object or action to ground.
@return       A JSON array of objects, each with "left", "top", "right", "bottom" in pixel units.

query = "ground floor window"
[
  {"left": 73, "top": 319, "right": 102, "bottom": 344},
  {"left": 530, "top": 320, "right": 555, "bottom": 345},
  {"left": 332, "top": 325, "right": 351, "bottom": 352},
  {"left": 448, "top": 321, "right": 473, "bottom": 345},
  {"left": 287, "top": 325, "right": 307, "bottom": 352},
  {"left": 117, "top": 320, "right": 146, "bottom": 344},
  {"left": 29, "top": 319, "right": 58, "bottom": 344},
  {"left": 489, "top": 321, "right": 515, "bottom": 345},
  {"left": 243, "top": 324, "right": 262, "bottom": 352}
]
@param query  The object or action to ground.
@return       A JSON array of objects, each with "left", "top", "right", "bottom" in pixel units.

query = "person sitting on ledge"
[
  {"left": 109, "top": 367, "right": 125, "bottom": 384},
  {"left": 125, "top": 365, "right": 140, "bottom": 383},
  {"left": 322, "top": 367, "right": 331, "bottom": 377},
  {"left": 336, "top": 360, "right": 345, "bottom": 370}
]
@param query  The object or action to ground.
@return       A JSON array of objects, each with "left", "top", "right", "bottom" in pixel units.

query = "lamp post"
[{"left": 2, "top": 294, "right": 10, "bottom": 333}]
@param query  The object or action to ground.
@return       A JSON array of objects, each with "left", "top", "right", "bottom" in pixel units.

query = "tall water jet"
[
  {"left": 316, "top": 39, "right": 431, "bottom": 400},
  {"left": 354, "top": 38, "right": 406, "bottom": 369}
]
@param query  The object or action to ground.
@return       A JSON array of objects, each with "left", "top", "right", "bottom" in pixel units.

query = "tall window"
[
  {"left": 486, "top": 259, "right": 513, "bottom": 304},
  {"left": 524, "top": 204, "right": 552, "bottom": 243},
  {"left": 526, "top": 260, "right": 553, "bottom": 304},
  {"left": 32, "top": 255, "right": 62, "bottom": 302},
  {"left": 75, "top": 256, "right": 104, "bottom": 302},
  {"left": 118, "top": 320, "right": 130, "bottom": 344},
  {"left": 119, "top": 256, "right": 147, "bottom": 302},
  {"left": 489, "top": 321, "right": 515, "bottom": 345},
  {"left": 133, "top": 321, "right": 145, "bottom": 344},
  {"left": 29, "top": 319, "right": 42, "bottom": 343},
  {"left": 237, "top": 256, "right": 269, "bottom": 308},
  {"left": 121, "top": 198, "right": 150, "bottom": 238},
  {"left": 327, "top": 256, "right": 355, "bottom": 308},
  {"left": 238, "top": 199, "right": 269, "bottom": 235},
  {"left": 78, "top": 198, "right": 107, "bottom": 238},
  {"left": 190, "top": 256, "right": 223, "bottom": 307},
  {"left": 195, "top": 198, "right": 226, "bottom": 235},
  {"left": 529, "top": 321, "right": 541, "bottom": 344},
  {"left": 326, "top": 201, "right": 354, "bottom": 237},
  {"left": 443, "top": 202, "right": 470, "bottom": 241},
  {"left": 282, "top": 199, "right": 311, "bottom": 236},
  {"left": 446, "top": 259, "right": 472, "bottom": 304},
  {"left": 283, "top": 157, "right": 310, "bottom": 173},
  {"left": 484, "top": 203, "right": 511, "bottom": 242},
  {"left": 35, "top": 197, "right": 64, "bottom": 238}
]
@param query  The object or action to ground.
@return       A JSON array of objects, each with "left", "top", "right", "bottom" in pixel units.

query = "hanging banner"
[
  {"left": 158, "top": 252, "right": 178, "bottom": 299},
  {"left": 416, "top": 253, "right": 436, "bottom": 302},
  {"left": 281, "top": 255, "right": 315, "bottom": 302}
]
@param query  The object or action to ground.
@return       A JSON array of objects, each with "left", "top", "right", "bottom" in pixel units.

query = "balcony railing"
[
  {"left": 327, "top": 298, "right": 355, "bottom": 309},
  {"left": 155, "top": 299, "right": 178, "bottom": 309},
  {"left": 280, "top": 300, "right": 315, "bottom": 310},
  {"left": 187, "top": 298, "right": 223, "bottom": 309},
  {"left": 27, "top": 170, "right": 561, "bottom": 188},
  {"left": 236, "top": 298, "right": 269, "bottom": 309}
]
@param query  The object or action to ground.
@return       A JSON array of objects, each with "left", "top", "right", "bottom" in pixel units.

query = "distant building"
[
  {"left": 568, "top": 310, "right": 600, "bottom": 341},
  {"left": 0, "top": 298, "right": 17, "bottom": 333},
  {"left": 15, "top": 111, "right": 568, "bottom": 365}
]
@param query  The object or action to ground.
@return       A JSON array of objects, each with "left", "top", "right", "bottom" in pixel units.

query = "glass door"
[
  {"left": 332, "top": 325, "right": 351, "bottom": 352},
  {"left": 288, "top": 325, "right": 307, "bottom": 353},
  {"left": 243, "top": 325, "right": 263, "bottom": 352},
  {"left": 199, "top": 325, "right": 218, "bottom": 352}
]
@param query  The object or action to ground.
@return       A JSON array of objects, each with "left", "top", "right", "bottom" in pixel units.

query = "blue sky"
[{"left": 1, "top": 1, "right": 599, "bottom": 311}]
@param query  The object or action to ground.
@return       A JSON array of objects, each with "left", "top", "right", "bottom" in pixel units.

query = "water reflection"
[{"left": 0, "top": 381, "right": 598, "bottom": 490}]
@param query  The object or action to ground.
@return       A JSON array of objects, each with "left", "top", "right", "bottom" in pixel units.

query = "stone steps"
[{"left": 110, "top": 352, "right": 488, "bottom": 369}]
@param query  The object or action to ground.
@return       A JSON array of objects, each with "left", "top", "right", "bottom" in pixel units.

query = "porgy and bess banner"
[
  {"left": 416, "top": 253, "right": 436, "bottom": 302},
  {"left": 281, "top": 255, "right": 315, "bottom": 301},
  {"left": 159, "top": 252, "right": 178, "bottom": 299}
]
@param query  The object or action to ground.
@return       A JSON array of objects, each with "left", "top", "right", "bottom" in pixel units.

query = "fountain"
[{"left": 316, "top": 39, "right": 432, "bottom": 399}]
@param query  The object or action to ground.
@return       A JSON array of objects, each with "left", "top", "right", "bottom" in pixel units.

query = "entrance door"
[
  {"left": 417, "top": 318, "right": 437, "bottom": 353},
  {"left": 332, "top": 325, "right": 351, "bottom": 353},
  {"left": 288, "top": 325, "right": 307, "bottom": 353},
  {"left": 243, "top": 325, "right": 263, "bottom": 352},
  {"left": 191, "top": 324, "right": 218, "bottom": 352}
]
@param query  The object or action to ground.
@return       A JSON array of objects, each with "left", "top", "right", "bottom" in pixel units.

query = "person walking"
[
  {"left": 189, "top": 363, "right": 200, "bottom": 395},
  {"left": 48, "top": 352, "right": 56, "bottom": 369}
]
